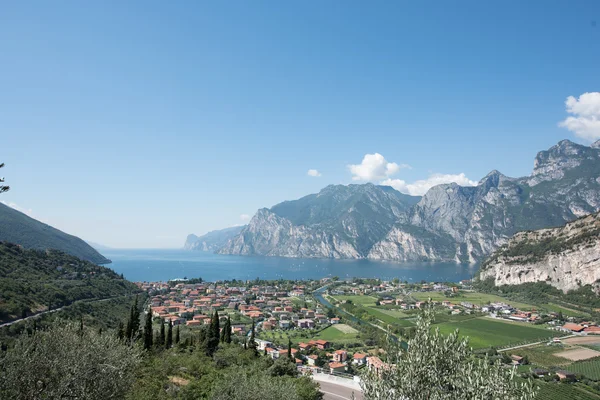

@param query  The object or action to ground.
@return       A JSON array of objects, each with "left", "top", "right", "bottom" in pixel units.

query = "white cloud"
[
  {"left": 240, "top": 214, "right": 251, "bottom": 222},
  {"left": 0, "top": 200, "right": 34, "bottom": 217},
  {"left": 558, "top": 92, "right": 600, "bottom": 141},
  {"left": 307, "top": 169, "right": 322, "bottom": 177},
  {"left": 381, "top": 173, "right": 478, "bottom": 196},
  {"left": 348, "top": 153, "right": 410, "bottom": 181}
]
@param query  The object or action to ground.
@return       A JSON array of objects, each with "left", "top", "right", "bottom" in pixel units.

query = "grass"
[
  {"left": 435, "top": 317, "right": 561, "bottom": 349},
  {"left": 411, "top": 291, "right": 535, "bottom": 310},
  {"left": 535, "top": 381, "right": 600, "bottom": 400},
  {"left": 569, "top": 359, "right": 600, "bottom": 380},
  {"left": 315, "top": 325, "right": 359, "bottom": 342},
  {"left": 373, "top": 307, "right": 410, "bottom": 318},
  {"left": 511, "top": 345, "right": 571, "bottom": 367},
  {"left": 258, "top": 325, "right": 361, "bottom": 346},
  {"left": 362, "top": 307, "right": 415, "bottom": 327},
  {"left": 332, "top": 295, "right": 378, "bottom": 306},
  {"left": 543, "top": 303, "right": 591, "bottom": 318}
]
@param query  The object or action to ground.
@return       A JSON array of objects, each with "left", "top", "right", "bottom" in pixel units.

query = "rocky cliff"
[
  {"left": 218, "top": 139, "right": 600, "bottom": 262},
  {"left": 479, "top": 212, "right": 600, "bottom": 292},
  {"left": 184, "top": 226, "right": 245, "bottom": 251}
]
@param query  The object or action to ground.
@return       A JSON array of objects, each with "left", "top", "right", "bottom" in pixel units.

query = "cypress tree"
[
  {"left": 79, "top": 316, "right": 84, "bottom": 334},
  {"left": 212, "top": 310, "right": 220, "bottom": 340},
  {"left": 220, "top": 324, "right": 226, "bottom": 343},
  {"left": 166, "top": 320, "right": 173, "bottom": 349},
  {"left": 175, "top": 326, "right": 180, "bottom": 345},
  {"left": 143, "top": 311, "right": 153, "bottom": 350},
  {"left": 288, "top": 338, "right": 292, "bottom": 360},
  {"left": 248, "top": 319, "right": 257, "bottom": 354},
  {"left": 117, "top": 321, "right": 125, "bottom": 340},
  {"left": 159, "top": 319, "right": 166, "bottom": 347},
  {"left": 224, "top": 317, "right": 232, "bottom": 344},
  {"left": 129, "top": 295, "right": 140, "bottom": 339},
  {"left": 206, "top": 310, "right": 220, "bottom": 355}
]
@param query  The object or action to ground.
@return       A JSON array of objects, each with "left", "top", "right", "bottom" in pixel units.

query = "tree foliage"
[
  {"left": 361, "top": 307, "right": 537, "bottom": 400},
  {"left": 0, "top": 163, "right": 8, "bottom": 194},
  {"left": 0, "top": 321, "right": 141, "bottom": 399}
]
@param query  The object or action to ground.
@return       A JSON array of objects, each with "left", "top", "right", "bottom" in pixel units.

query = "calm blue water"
[{"left": 102, "top": 249, "right": 480, "bottom": 283}]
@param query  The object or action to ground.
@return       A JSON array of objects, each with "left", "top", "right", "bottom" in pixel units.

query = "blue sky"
[{"left": 1, "top": 1, "right": 599, "bottom": 248}]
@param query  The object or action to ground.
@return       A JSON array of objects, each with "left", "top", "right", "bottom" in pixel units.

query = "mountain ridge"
[
  {"left": 212, "top": 139, "right": 600, "bottom": 262},
  {"left": 0, "top": 202, "right": 110, "bottom": 264}
]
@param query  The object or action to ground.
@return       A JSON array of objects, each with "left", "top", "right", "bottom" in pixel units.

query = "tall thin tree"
[
  {"left": 166, "top": 319, "right": 173, "bottom": 349},
  {"left": 224, "top": 317, "right": 232, "bottom": 344},
  {"left": 143, "top": 311, "right": 153, "bottom": 350},
  {"left": 158, "top": 319, "right": 166, "bottom": 347},
  {"left": 248, "top": 318, "right": 257, "bottom": 354}
]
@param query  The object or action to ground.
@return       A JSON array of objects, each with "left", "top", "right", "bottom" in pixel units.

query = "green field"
[
  {"left": 535, "top": 381, "right": 600, "bottom": 400},
  {"left": 332, "top": 295, "right": 378, "bottom": 305},
  {"left": 543, "top": 302, "right": 591, "bottom": 318},
  {"left": 569, "top": 359, "right": 600, "bottom": 380},
  {"left": 411, "top": 291, "right": 535, "bottom": 310},
  {"left": 259, "top": 325, "right": 360, "bottom": 346},
  {"left": 435, "top": 317, "right": 561, "bottom": 349},
  {"left": 362, "top": 307, "right": 415, "bottom": 327},
  {"left": 511, "top": 345, "right": 571, "bottom": 367}
]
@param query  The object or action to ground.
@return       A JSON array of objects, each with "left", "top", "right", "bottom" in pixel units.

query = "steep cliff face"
[
  {"left": 217, "top": 140, "right": 600, "bottom": 262},
  {"left": 367, "top": 224, "right": 457, "bottom": 262},
  {"left": 217, "top": 209, "right": 360, "bottom": 258},
  {"left": 184, "top": 226, "right": 245, "bottom": 251},
  {"left": 479, "top": 212, "right": 600, "bottom": 292}
]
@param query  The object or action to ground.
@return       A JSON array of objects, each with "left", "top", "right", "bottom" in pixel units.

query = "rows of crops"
[
  {"left": 569, "top": 359, "right": 600, "bottom": 380},
  {"left": 535, "top": 382, "right": 600, "bottom": 400}
]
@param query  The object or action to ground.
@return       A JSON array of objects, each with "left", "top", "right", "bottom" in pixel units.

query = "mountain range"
[
  {"left": 185, "top": 140, "right": 600, "bottom": 263},
  {"left": 0, "top": 202, "right": 110, "bottom": 264}
]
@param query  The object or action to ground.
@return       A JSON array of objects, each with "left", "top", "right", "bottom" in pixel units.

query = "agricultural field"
[
  {"left": 435, "top": 317, "right": 561, "bottom": 349},
  {"left": 315, "top": 325, "right": 359, "bottom": 342},
  {"left": 511, "top": 345, "right": 571, "bottom": 367},
  {"left": 556, "top": 348, "right": 600, "bottom": 362},
  {"left": 332, "top": 295, "right": 378, "bottom": 305},
  {"left": 544, "top": 302, "right": 590, "bottom": 318},
  {"left": 362, "top": 306, "right": 415, "bottom": 327},
  {"left": 410, "top": 291, "right": 535, "bottom": 310},
  {"left": 535, "top": 381, "right": 600, "bottom": 400},
  {"left": 569, "top": 359, "right": 600, "bottom": 380}
]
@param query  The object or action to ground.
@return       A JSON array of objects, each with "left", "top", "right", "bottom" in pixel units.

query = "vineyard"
[
  {"left": 569, "top": 359, "right": 600, "bottom": 381},
  {"left": 535, "top": 382, "right": 600, "bottom": 400}
]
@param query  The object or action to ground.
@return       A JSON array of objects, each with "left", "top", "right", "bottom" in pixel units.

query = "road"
[
  {"left": 319, "top": 381, "right": 363, "bottom": 400},
  {"left": 498, "top": 334, "right": 576, "bottom": 352},
  {"left": 0, "top": 294, "right": 137, "bottom": 328}
]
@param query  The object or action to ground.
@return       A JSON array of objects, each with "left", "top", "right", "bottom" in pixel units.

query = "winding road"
[{"left": 0, "top": 293, "right": 137, "bottom": 328}]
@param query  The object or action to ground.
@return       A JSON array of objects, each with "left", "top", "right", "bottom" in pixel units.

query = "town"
[{"left": 136, "top": 276, "right": 600, "bottom": 388}]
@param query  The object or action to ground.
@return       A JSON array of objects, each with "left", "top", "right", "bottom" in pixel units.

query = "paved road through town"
[{"left": 319, "top": 381, "right": 363, "bottom": 400}]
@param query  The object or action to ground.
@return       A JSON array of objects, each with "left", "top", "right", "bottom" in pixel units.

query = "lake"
[{"left": 102, "top": 249, "right": 480, "bottom": 283}]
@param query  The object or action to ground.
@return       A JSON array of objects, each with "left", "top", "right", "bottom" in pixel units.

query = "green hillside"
[
  {"left": 0, "top": 241, "right": 138, "bottom": 323},
  {"left": 0, "top": 202, "right": 110, "bottom": 264}
]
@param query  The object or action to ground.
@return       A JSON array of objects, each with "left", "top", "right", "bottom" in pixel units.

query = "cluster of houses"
[
  {"left": 559, "top": 322, "right": 600, "bottom": 334},
  {"left": 253, "top": 337, "right": 389, "bottom": 376},
  {"left": 137, "top": 280, "right": 338, "bottom": 335}
]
